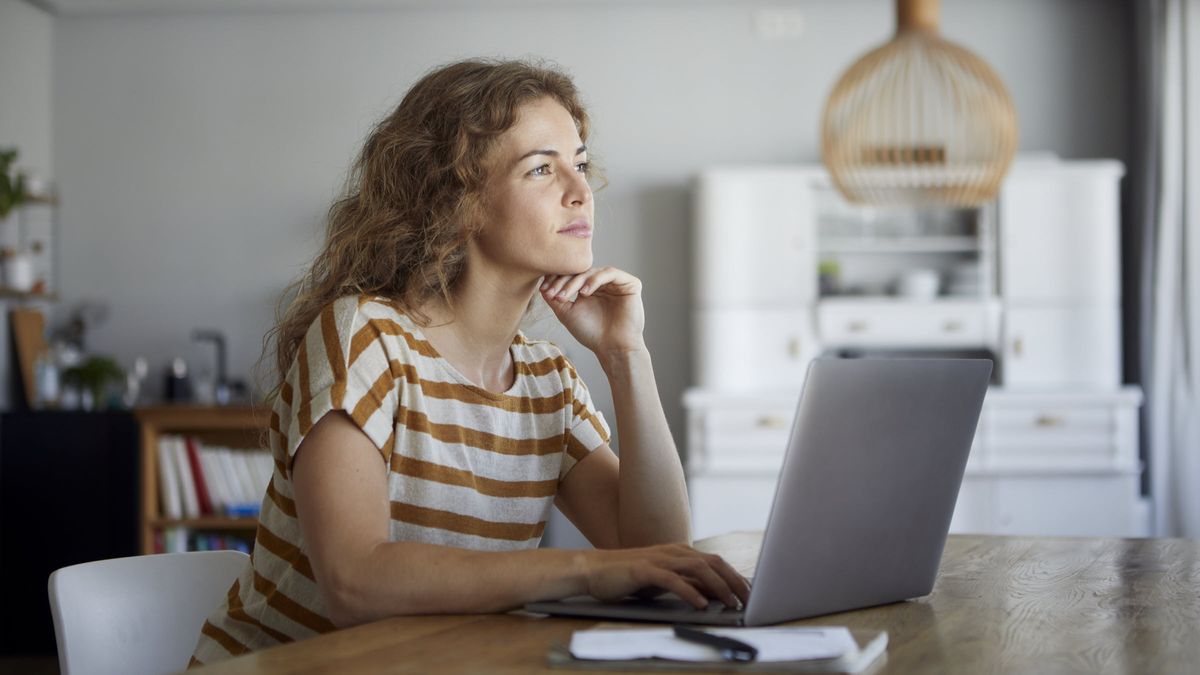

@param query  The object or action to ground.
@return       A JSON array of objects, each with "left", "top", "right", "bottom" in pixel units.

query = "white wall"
[
  {"left": 49, "top": 0, "right": 1132, "bottom": 543},
  {"left": 0, "top": 0, "right": 53, "bottom": 178},
  {"left": 0, "top": 0, "right": 53, "bottom": 410}
]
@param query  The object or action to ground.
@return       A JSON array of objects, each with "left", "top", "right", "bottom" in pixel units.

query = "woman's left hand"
[{"left": 541, "top": 266, "right": 646, "bottom": 357}]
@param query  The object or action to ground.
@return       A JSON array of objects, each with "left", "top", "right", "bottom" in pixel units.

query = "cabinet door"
[
  {"left": 949, "top": 476, "right": 994, "bottom": 534},
  {"left": 693, "top": 307, "right": 817, "bottom": 390},
  {"left": 693, "top": 169, "right": 817, "bottom": 306},
  {"left": 1002, "top": 306, "right": 1120, "bottom": 388},
  {"left": 999, "top": 163, "right": 1122, "bottom": 303},
  {"left": 688, "top": 474, "right": 779, "bottom": 539},
  {"left": 993, "top": 474, "right": 1144, "bottom": 537}
]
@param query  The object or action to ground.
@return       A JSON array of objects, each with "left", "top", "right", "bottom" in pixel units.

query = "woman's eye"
[
  {"left": 529, "top": 164, "right": 551, "bottom": 177},
  {"left": 576, "top": 161, "right": 591, "bottom": 174}
]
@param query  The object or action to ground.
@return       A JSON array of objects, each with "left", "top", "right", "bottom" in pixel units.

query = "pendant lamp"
[{"left": 821, "top": 0, "right": 1018, "bottom": 206}]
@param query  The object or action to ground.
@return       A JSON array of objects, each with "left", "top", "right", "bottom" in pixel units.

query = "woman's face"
[{"left": 472, "top": 96, "right": 594, "bottom": 281}]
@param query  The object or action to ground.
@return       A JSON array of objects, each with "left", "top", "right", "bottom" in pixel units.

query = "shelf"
[
  {"left": 135, "top": 405, "right": 268, "bottom": 429},
  {"left": 818, "top": 236, "right": 982, "bottom": 254},
  {"left": 819, "top": 295, "right": 997, "bottom": 305},
  {"left": 151, "top": 517, "right": 258, "bottom": 530},
  {"left": 138, "top": 405, "right": 270, "bottom": 554},
  {"left": 0, "top": 287, "right": 57, "bottom": 301}
]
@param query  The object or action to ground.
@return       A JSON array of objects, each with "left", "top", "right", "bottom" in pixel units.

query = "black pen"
[{"left": 672, "top": 625, "right": 758, "bottom": 663}]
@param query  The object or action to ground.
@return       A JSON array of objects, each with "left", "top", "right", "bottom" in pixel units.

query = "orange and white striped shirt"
[{"left": 190, "top": 295, "right": 610, "bottom": 665}]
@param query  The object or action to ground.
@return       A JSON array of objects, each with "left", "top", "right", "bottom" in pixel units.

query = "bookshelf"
[{"left": 135, "top": 405, "right": 270, "bottom": 555}]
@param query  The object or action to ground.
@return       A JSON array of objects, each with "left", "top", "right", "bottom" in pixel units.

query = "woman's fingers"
[
  {"left": 691, "top": 553, "right": 750, "bottom": 605},
  {"left": 539, "top": 267, "right": 642, "bottom": 303},
  {"left": 643, "top": 568, "right": 709, "bottom": 609},
  {"left": 672, "top": 557, "right": 739, "bottom": 608}
]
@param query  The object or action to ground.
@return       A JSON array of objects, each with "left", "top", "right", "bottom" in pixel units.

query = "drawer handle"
[
  {"left": 847, "top": 320, "right": 869, "bottom": 333},
  {"left": 943, "top": 320, "right": 964, "bottom": 332},
  {"left": 757, "top": 416, "right": 788, "bottom": 429},
  {"left": 1035, "top": 415, "right": 1065, "bottom": 427},
  {"left": 1013, "top": 336, "right": 1024, "bottom": 357},
  {"left": 787, "top": 337, "right": 802, "bottom": 359}
]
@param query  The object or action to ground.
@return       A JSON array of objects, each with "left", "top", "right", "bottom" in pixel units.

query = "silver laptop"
[{"left": 525, "top": 357, "right": 992, "bottom": 626}]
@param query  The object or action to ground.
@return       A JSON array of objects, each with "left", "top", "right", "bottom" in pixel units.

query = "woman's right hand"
[{"left": 582, "top": 544, "right": 751, "bottom": 609}]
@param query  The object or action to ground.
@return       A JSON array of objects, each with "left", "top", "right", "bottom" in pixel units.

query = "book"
[
  {"left": 157, "top": 436, "right": 183, "bottom": 519},
  {"left": 184, "top": 436, "right": 213, "bottom": 515},
  {"left": 233, "top": 450, "right": 261, "bottom": 507},
  {"left": 548, "top": 626, "right": 887, "bottom": 673},
  {"left": 217, "top": 448, "right": 260, "bottom": 517},
  {"left": 172, "top": 435, "right": 201, "bottom": 518},
  {"left": 199, "top": 447, "right": 228, "bottom": 515}
]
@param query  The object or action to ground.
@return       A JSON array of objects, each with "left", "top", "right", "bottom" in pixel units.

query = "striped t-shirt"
[{"left": 190, "top": 295, "right": 610, "bottom": 665}]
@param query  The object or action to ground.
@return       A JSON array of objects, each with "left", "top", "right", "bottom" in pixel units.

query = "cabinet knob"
[
  {"left": 943, "top": 320, "right": 964, "bottom": 332},
  {"left": 1035, "top": 414, "right": 1065, "bottom": 427},
  {"left": 787, "top": 336, "right": 802, "bottom": 358},
  {"left": 847, "top": 320, "right": 869, "bottom": 333},
  {"left": 756, "top": 416, "right": 787, "bottom": 429},
  {"left": 1012, "top": 336, "right": 1024, "bottom": 356}
]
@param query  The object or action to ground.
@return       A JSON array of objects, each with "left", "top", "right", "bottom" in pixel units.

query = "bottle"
[
  {"left": 164, "top": 357, "right": 192, "bottom": 403},
  {"left": 33, "top": 350, "right": 59, "bottom": 409}
]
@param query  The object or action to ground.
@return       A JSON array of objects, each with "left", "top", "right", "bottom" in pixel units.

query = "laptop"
[{"left": 525, "top": 357, "right": 992, "bottom": 626}]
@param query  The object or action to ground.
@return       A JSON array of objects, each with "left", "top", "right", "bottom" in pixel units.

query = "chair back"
[{"left": 48, "top": 550, "right": 249, "bottom": 675}]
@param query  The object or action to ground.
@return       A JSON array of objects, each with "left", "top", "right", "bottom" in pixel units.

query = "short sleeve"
[
  {"left": 558, "top": 358, "right": 611, "bottom": 482},
  {"left": 283, "top": 297, "right": 399, "bottom": 473}
]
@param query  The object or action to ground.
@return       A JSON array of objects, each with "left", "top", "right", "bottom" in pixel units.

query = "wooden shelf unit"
[{"left": 135, "top": 405, "right": 269, "bottom": 554}]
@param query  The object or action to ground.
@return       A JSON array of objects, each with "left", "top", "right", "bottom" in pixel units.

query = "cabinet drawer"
[
  {"left": 990, "top": 408, "right": 1114, "bottom": 438},
  {"left": 695, "top": 407, "right": 794, "bottom": 469},
  {"left": 982, "top": 405, "right": 1133, "bottom": 469},
  {"left": 817, "top": 300, "right": 992, "bottom": 347}
]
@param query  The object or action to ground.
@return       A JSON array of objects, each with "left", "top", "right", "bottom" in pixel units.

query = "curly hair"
[{"left": 259, "top": 58, "right": 593, "bottom": 398}]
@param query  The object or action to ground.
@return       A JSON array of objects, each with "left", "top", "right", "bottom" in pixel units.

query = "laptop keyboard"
[{"left": 612, "top": 597, "right": 743, "bottom": 614}]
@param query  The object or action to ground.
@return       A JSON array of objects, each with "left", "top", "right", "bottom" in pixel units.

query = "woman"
[{"left": 190, "top": 58, "right": 748, "bottom": 665}]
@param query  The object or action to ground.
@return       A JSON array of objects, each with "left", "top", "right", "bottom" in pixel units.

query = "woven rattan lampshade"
[{"left": 821, "top": 0, "right": 1018, "bottom": 206}]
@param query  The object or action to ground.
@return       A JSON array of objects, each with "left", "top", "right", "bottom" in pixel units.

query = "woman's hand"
[
  {"left": 582, "top": 544, "right": 751, "bottom": 609},
  {"left": 541, "top": 266, "right": 646, "bottom": 358}
]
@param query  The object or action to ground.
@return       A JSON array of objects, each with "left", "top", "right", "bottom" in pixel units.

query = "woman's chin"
[{"left": 548, "top": 252, "right": 593, "bottom": 276}]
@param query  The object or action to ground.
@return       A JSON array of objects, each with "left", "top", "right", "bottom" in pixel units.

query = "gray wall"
[
  {"left": 0, "top": 0, "right": 53, "bottom": 178},
  {"left": 50, "top": 1, "right": 1131, "bottom": 539},
  {"left": 0, "top": 0, "right": 53, "bottom": 411}
]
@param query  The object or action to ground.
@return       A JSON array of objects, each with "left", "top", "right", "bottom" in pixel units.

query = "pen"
[{"left": 672, "top": 625, "right": 758, "bottom": 663}]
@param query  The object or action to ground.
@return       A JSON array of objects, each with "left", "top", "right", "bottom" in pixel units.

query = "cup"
[{"left": 897, "top": 269, "right": 940, "bottom": 299}]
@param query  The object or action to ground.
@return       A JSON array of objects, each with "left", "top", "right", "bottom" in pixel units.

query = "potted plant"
[
  {"left": 0, "top": 147, "right": 25, "bottom": 220},
  {"left": 62, "top": 355, "right": 126, "bottom": 411}
]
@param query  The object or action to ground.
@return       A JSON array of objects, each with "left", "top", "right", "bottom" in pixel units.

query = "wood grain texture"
[{"left": 191, "top": 535, "right": 1200, "bottom": 674}]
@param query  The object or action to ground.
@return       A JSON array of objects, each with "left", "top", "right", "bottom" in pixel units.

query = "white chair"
[{"left": 48, "top": 550, "right": 249, "bottom": 675}]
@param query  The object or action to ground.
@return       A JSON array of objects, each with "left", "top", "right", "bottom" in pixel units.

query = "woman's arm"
[
  {"left": 603, "top": 347, "right": 691, "bottom": 545},
  {"left": 542, "top": 267, "right": 692, "bottom": 547},
  {"left": 292, "top": 411, "right": 747, "bottom": 628}
]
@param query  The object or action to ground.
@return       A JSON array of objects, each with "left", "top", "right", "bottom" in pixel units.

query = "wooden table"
[{"left": 195, "top": 533, "right": 1200, "bottom": 674}]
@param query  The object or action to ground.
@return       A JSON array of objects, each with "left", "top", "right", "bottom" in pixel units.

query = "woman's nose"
[{"left": 563, "top": 168, "right": 591, "bottom": 206}]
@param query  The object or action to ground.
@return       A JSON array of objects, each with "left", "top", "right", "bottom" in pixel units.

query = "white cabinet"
[
  {"left": 693, "top": 168, "right": 817, "bottom": 307},
  {"left": 687, "top": 157, "right": 1143, "bottom": 540},
  {"left": 817, "top": 297, "right": 1001, "bottom": 349},
  {"left": 998, "top": 160, "right": 1124, "bottom": 388},
  {"left": 686, "top": 388, "right": 1148, "bottom": 539},
  {"left": 998, "top": 161, "right": 1122, "bottom": 303},
  {"left": 694, "top": 308, "right": 817, "bottom": 391},
  {"left": 1002, "top": 306, "right": 1122, "bottom": 388}
]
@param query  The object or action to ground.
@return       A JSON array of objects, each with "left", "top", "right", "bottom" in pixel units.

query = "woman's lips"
[{"left": 558, "top": 223, "right": 593, "bottom": 238}]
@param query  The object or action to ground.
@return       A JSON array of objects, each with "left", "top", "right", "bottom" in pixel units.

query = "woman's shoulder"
[
  {"left": 298, "top": 294, "right": 422, "bottom": 359},
  {"left": 512, "top": 332, "right": 577, "bottom": 377},
  {"left": 312, "top": 294, "right": 415, "bottom": 331}
]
